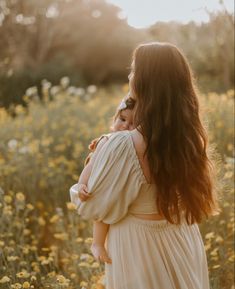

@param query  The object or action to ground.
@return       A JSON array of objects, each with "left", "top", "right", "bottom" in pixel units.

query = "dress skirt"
[{"left": 105, "top": 213, "right": 210, "bottom": 289}]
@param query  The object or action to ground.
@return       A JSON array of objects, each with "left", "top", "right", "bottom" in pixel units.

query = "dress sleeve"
[{"left": 77, "top": 131, "right": 145, "bottom": 224}]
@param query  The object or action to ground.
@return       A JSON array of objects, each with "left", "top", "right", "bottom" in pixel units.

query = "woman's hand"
[{"left": 77, "top": 183, "right": 92, "bottom": 202}]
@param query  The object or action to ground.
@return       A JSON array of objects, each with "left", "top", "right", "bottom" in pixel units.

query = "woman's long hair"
[{"left": 130, "top": 42, "right": 220, "bottom": 224}]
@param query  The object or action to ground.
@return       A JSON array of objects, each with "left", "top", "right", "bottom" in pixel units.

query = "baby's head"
[{"left": 111, "top": 96, "right": 135, "bottom": 132}]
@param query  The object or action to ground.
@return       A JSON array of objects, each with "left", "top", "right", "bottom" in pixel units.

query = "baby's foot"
[{"left": 90, "top": 243, "right": 112, "bottom": 264}]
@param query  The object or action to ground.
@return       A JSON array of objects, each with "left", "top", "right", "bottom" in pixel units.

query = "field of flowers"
[{"left": 0, "top": 78, "right": 234, "bottom": 289}]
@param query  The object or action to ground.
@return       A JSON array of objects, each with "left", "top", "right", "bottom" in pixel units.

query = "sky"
[{"left": 106, "top": 0, "right": 234, "bottom": 28}]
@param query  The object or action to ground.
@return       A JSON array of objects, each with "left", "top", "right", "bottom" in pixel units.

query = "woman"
[{"left": 77, "top": 42, "right": 219, "bottom": 289}]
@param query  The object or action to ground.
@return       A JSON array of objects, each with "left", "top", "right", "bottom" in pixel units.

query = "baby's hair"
[
  {"left": 113, "top": 96, "right": 135, "bottom": 121},
  {"left": 109, "top": 95, "right": 136, "bottom": 131}
]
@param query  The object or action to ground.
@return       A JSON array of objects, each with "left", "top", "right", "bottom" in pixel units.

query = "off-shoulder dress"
[{"left": 71, "top": 130, "right": 210, "bottom": 289}]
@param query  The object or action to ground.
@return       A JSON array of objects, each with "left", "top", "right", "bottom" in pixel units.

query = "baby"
[{"left": 70, "top": 94, "right": 135, "bottom": 264}]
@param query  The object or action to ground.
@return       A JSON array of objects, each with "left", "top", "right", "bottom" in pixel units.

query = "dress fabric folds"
[{"left": 73, "top": 130, "right": 210, "bottom": 289}]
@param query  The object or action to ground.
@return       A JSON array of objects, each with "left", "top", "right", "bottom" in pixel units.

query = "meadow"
[{"left": 0, "top": 79, "right": 234, "bottom": 289}]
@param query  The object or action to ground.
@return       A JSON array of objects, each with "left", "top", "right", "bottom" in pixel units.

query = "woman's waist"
[
  {"left": 128, "top": 202, "right": 159, "bottom": 216},
  {"left": 130, "top": 212, "right": 166, "bottom": 220},
  {"left": 128, "top": 205, "right": 184, "bottom": 221}
]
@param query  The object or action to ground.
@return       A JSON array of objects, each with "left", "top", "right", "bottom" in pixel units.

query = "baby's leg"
[{"left": 90, "top": 221, "right": 112, "bottom": 264}]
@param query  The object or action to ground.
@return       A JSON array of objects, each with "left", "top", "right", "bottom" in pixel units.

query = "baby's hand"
[
  {"left": 88, "top": 138, "right": 99, "bottom": 151},
  {"left": 90, "top": 243, "right": 112, "bottom": 264},
  {"left": 77, "top": 183, "right": 92, "bottom": 202}
]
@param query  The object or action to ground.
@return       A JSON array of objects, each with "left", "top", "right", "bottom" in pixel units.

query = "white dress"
[{"left": 70, "top": 130, "right": 210, "bottom": 289}]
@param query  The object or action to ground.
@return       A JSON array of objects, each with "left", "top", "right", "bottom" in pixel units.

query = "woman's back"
[{"left": 129, "top": 129, "right": 167, "bottom": 220}]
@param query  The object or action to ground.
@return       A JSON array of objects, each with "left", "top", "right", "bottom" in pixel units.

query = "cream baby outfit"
[{"left": 72, "top": 130, "right": 210, "bottom": 289}]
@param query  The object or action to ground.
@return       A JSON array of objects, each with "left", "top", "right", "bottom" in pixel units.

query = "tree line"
[{"left": 0, "top": 0, "right": 234, "bottom": 108}]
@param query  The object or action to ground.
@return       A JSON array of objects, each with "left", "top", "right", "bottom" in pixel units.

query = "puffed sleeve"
[{"left": 77, "top": 131, "right": 146, "bottom": 224}]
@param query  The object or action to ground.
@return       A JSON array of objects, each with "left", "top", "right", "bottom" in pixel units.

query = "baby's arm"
[
  {"left": 78, "top": 136, "right": 112, "bottom": 263},
  {"left": 91, "top": 221, "right": 112, "bottom": 263}
]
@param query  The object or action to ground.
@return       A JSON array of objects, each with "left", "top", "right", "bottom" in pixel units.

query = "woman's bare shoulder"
[
  {"left": 130, "top": 129, "right": 151, "bottom": 182},
  {"left": 130, "top": 129, "right": 146, "bottom": 155}
]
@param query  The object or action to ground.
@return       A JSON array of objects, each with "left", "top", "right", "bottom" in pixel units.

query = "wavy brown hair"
[{"left": 130, "top": 42, "right": 220, "bottom": 224}]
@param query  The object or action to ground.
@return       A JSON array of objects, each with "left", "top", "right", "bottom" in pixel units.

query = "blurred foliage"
[
  {"left": 200, "top": 89, "right": 234, "bottom": 158},
  {"left": 0, "top": 188, "right": 106, "bottom": 288},
  {"left": 0, "top": 81, "right": 234, "bottom": 288},
  {"left": 0, "top": 80, "right": 127, "bottom": 207},
  {"left": 0, "top": 0, "right": 234, "bottom": 108},
  {"left": 148, "top": 9, "right": 234, "bottom": 93},
  {"left": 0, "top": 0, "right": 142, "bottom": 108}
]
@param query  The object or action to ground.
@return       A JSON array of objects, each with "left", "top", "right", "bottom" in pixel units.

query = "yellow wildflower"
[
  {"left": 228, "top": 254, "right": 235, "bottom": 262},
  {"left": 56, "top": 275, "right": 70, "bottom": 286},
  {"left": 3, "top": 206, "right": 13, "bottom": 216},
  {"left": 60, "top": 258, "right": 69, "bottom": 264},
  {"left": 66, "top": 202, "right": 77, "bottom": 210},
  {"left": 54, "top": 233, "right": 68, "bottom": 240},
  {"left": 47, "top": 271, "right": 56, "bottom": 277},
  {"left": 11, "top": 283, "right": 22, "bottom": 289},
  {"left": 30, "top": 276, "right": 37, "bottom": 281},
  {"left": 30, "top": 245, "right": 37, "bottom": 251},
  {"left": 22, "top": 282, "right": 30, "bottom": 288},
  {"left": 4, "top": 195, "right": 12, "bottom": 203},
  {"left": 9, "top": 240, "right": 15, "bottom": 245},
  {"left": 210, "top": 248, "right": 219, "bottom": 257},
  {"left": 70, "top": 273, "right": 76, "bottom": 279},
  {"left": 20, "top": 261, "right": 27, "bottom": 267},
  {"left": 78, "top": 262, "right": 89, "bottom": 268},
  {"left": 16, "top": 270, "right": 30, "bottom": 278},
  {"left": 215, "top": 235, "right": 224, "bottom": 244},
  {"left": 7, "top": 256, "right": 19, "bottom": 261},
  {"left": 42, "top": 247, "right": 50, "bottom": 252},
  {"left": 76, "top": 237, "right": 83, "bottom": 243},
  {"left": 38, "top": 256, "right": 46, "bottom": 262},
  {"left": 49, "top": 214, "right": 60, "bottom": 223},
  {"left": 205, "top": 232, "right": 215, "bottom": 239},
  {"left": 80, "top": 281, "right": 88, "bottom": 287},
  {"left": 91, "top": 262, "right": 100, "bottom": 268},
  {"left": 0, "top": 276, "right": 11, "bottom": 283},
  {"left": 223, "top": 171, "right": 233, "bottom": 179},
  {"left": 38, "top": 217, "right": 46, "bottom": 226},
  {"left": 57, "top": 275, "right": 66, "bottom": 283},
  {"left": 26, "top": 203, "right": 34, "bottom": 210},
  {"left": 41, "top": 259, "right": 51, "bottom": 265},
  {"left": 23, "top": 229, "right": 31, "bottom": 236},
  {"left": 85, "top": 237, "right": 93, "bottom": 244},
  {"left": 32, "top": 265, "right": 40, "bottom": 273},
  {"left": 16, "top": 192, "right": 25, "bottom": 202},
  {"left": 23, "top": 247, "right": 29, "bottom": 254}
]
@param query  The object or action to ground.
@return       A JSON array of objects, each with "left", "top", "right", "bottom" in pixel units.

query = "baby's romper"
[{"left": 77, "top": 130, "right": 210, "bottom": 289}]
